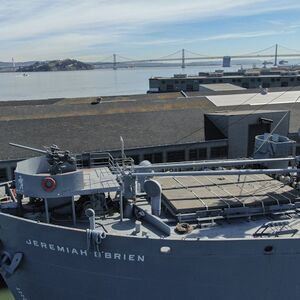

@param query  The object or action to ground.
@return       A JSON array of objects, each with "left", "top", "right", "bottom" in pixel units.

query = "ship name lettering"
[
  {"left": 40, "top": 242, "right": 47, "bottom": 249},
  {"left": 93, "top": 251, "right": 144, "bottom": 262},
  {"left": 114, "top": 253, "right": 121, "bottom": 260},
  {"left": 49, "top": 244, "right": 55, "bottom": 251},
  {"left": 72, "top": 248, "right": 79, "bottom": 255},
  {"left": 129, "top": 254, "right": 135, "bottom": 261},
  {"left": 16, "top": 287, "right": 27, "bottom": 300},
  {"left": 25, "top": 239, "right": 144, "bottom": 263},
  {"left": 57, "top": 246, "right": 65, "bottom": 252},
  {"left": 80, "top": 249, "right": 88, "bottom": 256},
  {"left": 137, "top": 255, "right": 144, "bottom": 262}
]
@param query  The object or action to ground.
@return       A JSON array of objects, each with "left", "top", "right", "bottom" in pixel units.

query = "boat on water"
[{"left": 0, "top": 135, "right": 300, "bottom": 300}]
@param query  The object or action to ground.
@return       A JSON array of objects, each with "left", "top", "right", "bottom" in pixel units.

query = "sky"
[{"left": 2, "top": 0, "right": 300, "bottom": 62}]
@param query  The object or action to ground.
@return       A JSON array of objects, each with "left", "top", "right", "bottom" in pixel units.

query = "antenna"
[{"left": 120, "top": 136, "right": 125, "bottom": 159}]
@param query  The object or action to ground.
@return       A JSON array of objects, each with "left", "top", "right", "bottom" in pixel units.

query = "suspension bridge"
[{"left": 95, "top": 44, "right": 300, "bottom": 69}]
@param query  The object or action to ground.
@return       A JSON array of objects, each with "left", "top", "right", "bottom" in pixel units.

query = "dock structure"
[{"left": 0, "top": 87, "right": 299, "bottom": 182}]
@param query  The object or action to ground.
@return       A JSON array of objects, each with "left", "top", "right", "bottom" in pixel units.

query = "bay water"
[{"left": 0, "top": 65, "right": 248, "bottom": 102}]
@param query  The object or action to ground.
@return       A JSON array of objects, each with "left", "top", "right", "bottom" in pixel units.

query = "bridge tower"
[
  {"left": 274, "top": 44, "right": 278, "bottom": 66},
  {"left": 181, "top": 49, "right": 185, "bottom": 69},
  {"left": 113, "top": 54, "right": 117, "bottom": 70},
  {"left": 12, "top": 57, "right": 15, "bottom": 72}
]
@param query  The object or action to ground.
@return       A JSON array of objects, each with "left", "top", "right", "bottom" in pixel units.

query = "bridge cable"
[
  {"left": 155, "top": 50, "right": 182, "bottom": 60},
  {"left": 116, "top": 54, "right": 137, "bottom": 62},
  {"left": 240, "top": 44, "right": 276, "bottom": 57},
  {"left": 95, "top": 55, "right": 114, "bottom": 63},
  {"left": 116, "top": 50, "right": 183, "bottom": 63},
  {"left": 185, "top": 49, "right": 209, "bottom": 57},
  {"left": 277, "top": 44, "right": 300, "bottom": 54}
]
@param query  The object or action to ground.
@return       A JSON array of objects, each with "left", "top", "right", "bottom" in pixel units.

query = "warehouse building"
[
  {"left": 149, "top": 68, "right": 300, "bottom": 93},
  {"left": 0, "top": 89, "right": 299, "bottom": 182}
]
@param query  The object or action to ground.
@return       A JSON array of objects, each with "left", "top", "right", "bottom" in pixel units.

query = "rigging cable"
[
  {"left": 174, "top": 85, "right": 299, "bottom": 144},
  {"left": 254, "top": 93, "right": 300, "bottom": 155}
]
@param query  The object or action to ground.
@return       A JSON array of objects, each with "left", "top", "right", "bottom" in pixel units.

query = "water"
[
  {"left": 0, "top": 65, "right": 248, "bottom": 102},
  {"left": 0, "top": 289, "right": 13, "bottom": 299}
]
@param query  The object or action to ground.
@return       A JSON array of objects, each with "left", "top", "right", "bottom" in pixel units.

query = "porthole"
[
  {"left": 264, "top": 245, "right": 274, "bottom": 254},
  {"left": 160, "top": 246, "right": 171, "bottom": 254}
]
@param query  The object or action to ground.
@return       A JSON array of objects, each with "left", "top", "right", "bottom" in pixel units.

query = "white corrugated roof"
[
  {"left": 208, "top": 91, "right": 300, "bottom": 107},
  {"left": 199, "top": 83, "right": 245, "bottom": 92}
]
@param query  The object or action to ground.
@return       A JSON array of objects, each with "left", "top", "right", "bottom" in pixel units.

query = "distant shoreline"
[
  {"left": 0, "top": 63, "right": 223, "bottom": 73},
  {"left": 0, "top": 60, "right": 264, "bottom": 73}
]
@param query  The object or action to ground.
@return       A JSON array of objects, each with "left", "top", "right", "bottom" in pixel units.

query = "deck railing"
[{"left": 76, "top": 152, "right": 134, "bottom": 173}]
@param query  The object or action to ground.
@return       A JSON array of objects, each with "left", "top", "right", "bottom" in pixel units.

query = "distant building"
[
  {"left": 148, "top": 67, "right": 300, "bottom": 93},
  {"left": 222, "top": 56, "right": 231, "bottom": 68}
]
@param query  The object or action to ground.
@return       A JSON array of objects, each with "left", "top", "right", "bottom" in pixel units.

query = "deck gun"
[{"left": 9, "top": 143, "right": 77, "bottom": 175}]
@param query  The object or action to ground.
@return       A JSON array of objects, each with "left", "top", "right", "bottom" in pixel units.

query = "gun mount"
[{"left": 9, "top": 143, "right": 77, "bottom": 175}]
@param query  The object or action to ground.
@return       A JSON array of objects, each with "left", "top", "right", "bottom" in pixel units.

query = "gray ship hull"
[{"left": 1, "top": 212, "right": 300, "bottom": 300}]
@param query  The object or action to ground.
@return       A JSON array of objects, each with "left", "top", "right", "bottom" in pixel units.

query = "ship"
[{"left": 0, "top": 133, "right": 300, "bottom": 300}]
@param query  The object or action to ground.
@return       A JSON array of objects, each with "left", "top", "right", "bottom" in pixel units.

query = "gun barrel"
[{"left": 9, "top": 143, "right": 47, "bottom": 154}]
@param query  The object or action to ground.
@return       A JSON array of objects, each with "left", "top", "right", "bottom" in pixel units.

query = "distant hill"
[{"left": 17, "top": 59, "right": 94, "bottom": 72}]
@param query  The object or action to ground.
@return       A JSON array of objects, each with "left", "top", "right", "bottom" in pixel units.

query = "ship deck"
[
  {"left": 82, "top": 167, "right": 120, "bottom": 192},
  {"left": 95, "top": 205, "right": 300, "bottom": 240},
  {"left": 2, "top": 171, "right": 300, "bottom": 241},
  {"left": 92, "top": 173, "right": 300, "bottom": 240}
]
